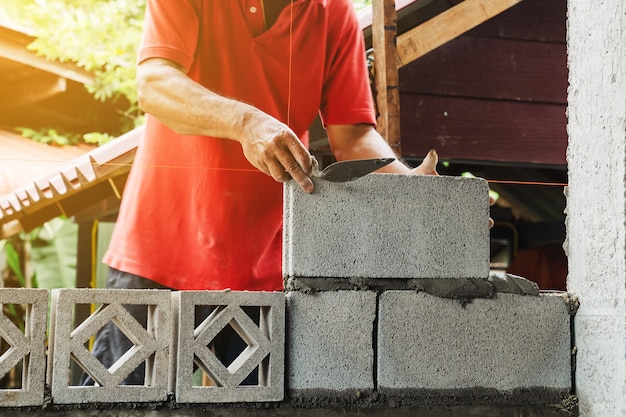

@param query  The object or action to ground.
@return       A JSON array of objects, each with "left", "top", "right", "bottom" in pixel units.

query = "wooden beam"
[
  {"left": 0, "top": 72, "right": 66, "bottom": 110},
  {"left": 0, "top": 25, "right": 93, "bottom": 85},
  {"left": 372, "top": 0, "right": 401, "bottom": 156},
  {"left": 397, "top": 0, "right": 524, "bottom": 67},
  {"left": 400, "top": 37, "right": 568, "bottom": 104}
]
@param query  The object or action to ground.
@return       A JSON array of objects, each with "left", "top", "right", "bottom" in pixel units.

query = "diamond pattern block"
[
  {"left": 174, "top": 291, "right": 285, "bottom": 403},
  {"left": 0, "top": 288, "right": 47, "bottom": 407},
  {"left": 49, "top": 289, "right": 171, "bottom": 404}
]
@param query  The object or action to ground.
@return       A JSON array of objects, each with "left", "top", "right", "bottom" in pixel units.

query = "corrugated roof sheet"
[
  {"left": 0, "top": 127, "right": 141, "bottom": 238},
  {"left": 0, "top": 129, "right": 94, "bottom": 197}
]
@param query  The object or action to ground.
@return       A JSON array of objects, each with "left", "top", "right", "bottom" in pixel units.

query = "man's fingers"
[
  {"left": 421, "top": 149, "right": 439, "bottom": 175},
  {"left": 265, "top": 159, "right": 290, "bottom": 182},
  {"left": 272, "top": 140, "right": 314, "bottom": 192},
  {"left": 410, "top": 149, "right": 439, "bottom": 176},
  {"left": 280, "top": 156, "right": 314, "bottom": 193},
  {"left": 286, "top": 140, "right": 314, "bottom": 176},
  {"left": 264, "top": 152, "right": 314, "bottom": 193}
]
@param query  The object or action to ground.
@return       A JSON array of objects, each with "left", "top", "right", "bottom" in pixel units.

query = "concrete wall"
[
  {"left": 566, "top": 1, "right": 626, "bottom": 416},
  {"left": 284, "top": 176, "right": 574, "bottom": 413},
  {"left": 0, "top": 175, "right": 576, "bottom": 416},
  {"left": 0, "top": 286, "right": 574, "bottom": 415}
]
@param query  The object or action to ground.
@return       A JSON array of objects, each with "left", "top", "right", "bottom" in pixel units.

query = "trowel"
[{"left": 311, "top": 156, "right": 395, "bottom": 182}]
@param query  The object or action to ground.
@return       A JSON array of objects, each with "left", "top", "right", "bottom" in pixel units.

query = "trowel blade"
[{"left": 316, "top": 158, "right": 395, "bottom": 182}]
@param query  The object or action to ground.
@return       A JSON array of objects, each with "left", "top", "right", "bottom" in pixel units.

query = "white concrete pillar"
[{"left": 566, "top": 1, "right": 626, "bottom": 416}]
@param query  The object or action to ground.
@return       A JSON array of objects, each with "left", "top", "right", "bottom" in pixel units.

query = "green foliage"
[
  {"left": 3, "top": 0, "right": 146, "bottom": 145},
  {"left": 1, "top": 218, "right": 77, "bottom": 290},
  {"left": 83, "top": 132, "right": 116, "bottom": 146},
  {"left": 4, "top": 241, "right": 26, "bottom": 287},
  {"left": 23, "top": 0, "right": 145, "bottom": 106},
  {"left": 2, "top": 239, "right": 28, "bottom": 332},
  {"left": 0, "top": 0, "right": 35, "bottom": 23},
  {"left": 352, "top": 0, "right": 372, "bottom": 11},
  {"left": 30, "top": 218, "right": 78, "bottom": 290},
  {"left": 17, "top": 127, "right": 79, "bottom": 146},
  {"left": 17, "top": 127, "right": 118, "bottom": 147}
]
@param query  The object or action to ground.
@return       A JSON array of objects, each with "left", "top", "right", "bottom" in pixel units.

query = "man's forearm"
[
  {"left": 327, "top": 123, "right": 412, "bottom": 174},
  {"left": 136, "top": 58, "right": 315, "bottom": 192},
  {"left": 137, "top": 58, "right": 263, "bottom": 143}
]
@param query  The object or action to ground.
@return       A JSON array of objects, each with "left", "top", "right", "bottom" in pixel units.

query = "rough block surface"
[
  {"left": 174, "top": 291, "right": 285, "bottom": 403},
  {"left": 283, "top": 174, "right": 490, "bottom": 280},
  {"left": 286, "top": 291, "right": 376, "bottom": 395},
  {"left": 49, "top": 289, "right": 171, "bottom": 404},
  {"left": 378, "top": 291, "right": 572, "bottom": 398},
  {"left": 0, "top": 288, "right": 48, "bottom": 407}
]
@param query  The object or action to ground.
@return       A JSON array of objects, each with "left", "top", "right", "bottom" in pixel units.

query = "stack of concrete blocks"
[
  {"left": 283, "top": 174, "right": 574, "bottom": 407},
  {"left": 0, "top": 288, "right": 48, "bottom": 407}
]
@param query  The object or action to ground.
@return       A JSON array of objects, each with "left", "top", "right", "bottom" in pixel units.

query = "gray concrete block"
[
  {"left": 49, "top": 288, "right": 171, "bottom": 404},
  {"left": 378, "top": 291, "right": 572, "bottom": 396},
  {"left": 0, "top": 288, "right": 48, "bottom": 407},
  {"left": 286, "top": 291, "right": 376, "bottom": 395},
  {"left": 174, "top": 291, "right": 285, "bottom": 403},
  {"left": 283, "top": 174, "right": 490, "bottom": 281}
]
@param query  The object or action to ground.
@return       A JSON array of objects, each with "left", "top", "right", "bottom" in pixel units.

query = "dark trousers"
[{"left": 81, "top": 268, "right": 257, "bottom": 386}]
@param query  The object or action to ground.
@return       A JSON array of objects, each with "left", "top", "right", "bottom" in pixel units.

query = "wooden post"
[{"left": 372, "top": 0, "right": 401, "bottom": 157}]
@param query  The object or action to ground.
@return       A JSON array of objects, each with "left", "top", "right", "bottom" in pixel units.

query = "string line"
[
  {"left": 0, "top": 157, "right": 568, "bottom": 186},
  {"left": 486, "top": 179, "right": 568, "bottom": 187},
  {"left": 287, "top": 0, "right": 294, "bottom": 126},
  {"left": 0, "top": 158, "right": 261, "bottom": 173}
]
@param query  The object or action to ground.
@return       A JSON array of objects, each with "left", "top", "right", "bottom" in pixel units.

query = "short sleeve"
[
  {"left": 138, "top": 0, "right": 201, "bottom": 71},
  {"left": 319, "top": 1, "right": 376, "bottom": 127}
]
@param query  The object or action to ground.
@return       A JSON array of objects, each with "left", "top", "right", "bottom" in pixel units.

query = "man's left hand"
[{"left": 410, "top": 149, "right": 439, "bottom": 176}]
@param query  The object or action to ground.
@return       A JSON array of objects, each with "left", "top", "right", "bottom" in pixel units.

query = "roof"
[
  {"left": 0, "top": 129, "right": 92, "bottom": 197},
  {"left": 0, "top": 127, "right": 141, "bottom": 238}
]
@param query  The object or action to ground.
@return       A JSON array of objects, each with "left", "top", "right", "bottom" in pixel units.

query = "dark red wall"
[{"left": 399, "top": 0, "right": 567, "bottom": 166}]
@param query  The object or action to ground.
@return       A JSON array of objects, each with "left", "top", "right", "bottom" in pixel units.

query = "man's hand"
[
  {"left": 240, "top": 118, "right": 314, "bottom": 193},
  {"left": 410, "top": 149, "right": 439, "bottom": 176},
  {"left": 411, "top": 148, "right": 495, "bottom": 228},
  {"left": 488, "top": 195, "right": 496, "bottom": 228}
]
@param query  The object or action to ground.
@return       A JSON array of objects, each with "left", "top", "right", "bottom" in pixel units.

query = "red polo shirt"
[{"left": 103, "top": 0, "right": 376, "bottom": 290}]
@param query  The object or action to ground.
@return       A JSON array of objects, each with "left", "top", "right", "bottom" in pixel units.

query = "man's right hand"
[{"left": 240, "top": 117, "right": 315, "bottom": 193}]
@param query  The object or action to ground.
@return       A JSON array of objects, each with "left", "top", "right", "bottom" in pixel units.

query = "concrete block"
[
  {"left": 286, "top": 291, "right": 376, "bottom": 395},
  {"left": 174, "top": 291, "right": 285, "bottom": 403},
  {"left": 378, "top": 291, "right": 572, "bottom": 401},
  {"left": 283, "top": 174, "right": 490, "bottom": 281},
  {"left": 49, "top": 288, "right": 171, "bottom": 404},
  {"left": 0, "top": 288, "right": 48, "bottom": 407}
]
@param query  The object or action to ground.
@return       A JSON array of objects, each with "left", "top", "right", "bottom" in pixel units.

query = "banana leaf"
[{"left": 30, "top": 218, "right": 78, "bottom": 289}]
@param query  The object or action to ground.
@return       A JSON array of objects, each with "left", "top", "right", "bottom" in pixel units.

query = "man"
[
  {"left": 88, "top": 0, "right": 439, "bottom": 384},
  {"left": 104, "top": 0, "right": 438, "bottom": 293}
]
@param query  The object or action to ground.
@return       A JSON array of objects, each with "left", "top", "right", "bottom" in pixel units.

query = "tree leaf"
[
  {"left": 5, "top": 242, "right": 26, "bottom": 287},
  {"left": 30, "top": 218, "right": 78, "bottom": 289}
]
